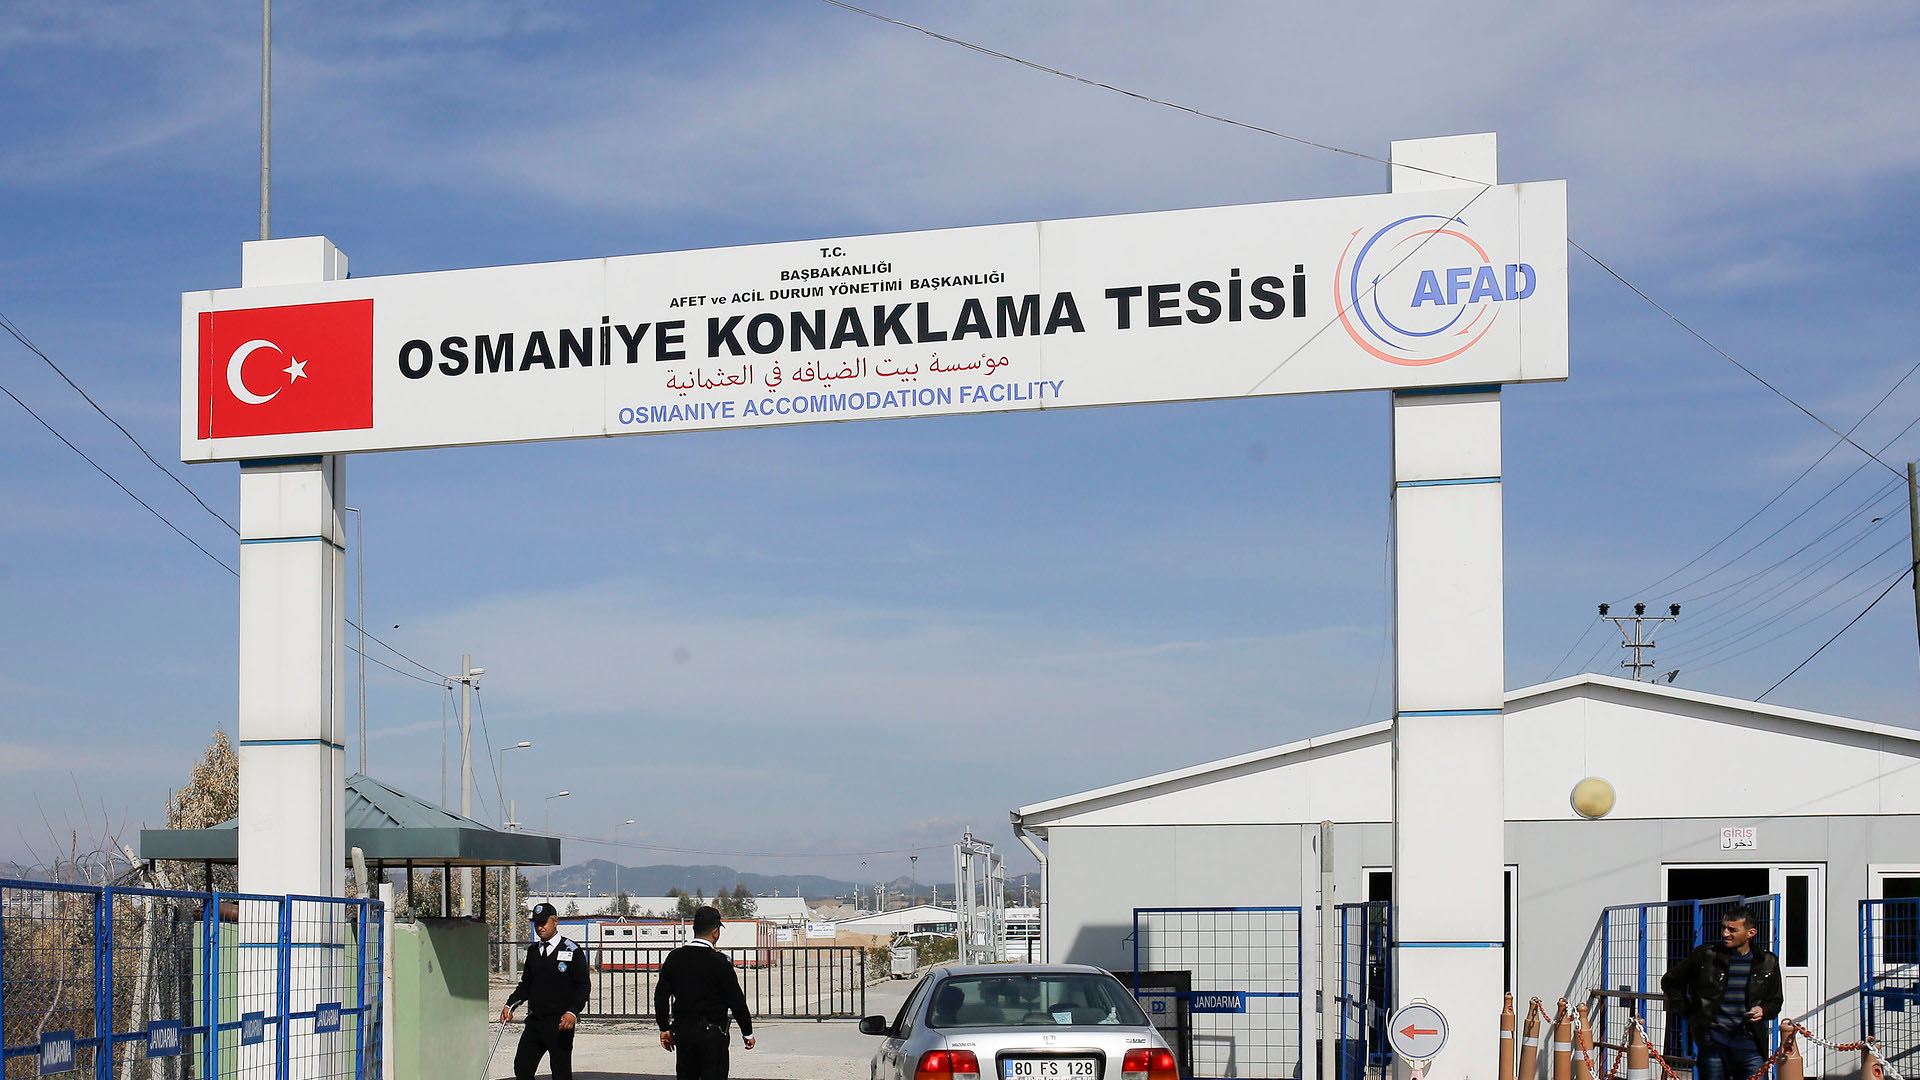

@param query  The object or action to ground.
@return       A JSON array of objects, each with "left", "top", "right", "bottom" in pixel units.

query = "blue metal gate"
[
  {"left": 1132, "top": 907, "right": 1302, "bottom": 1080},
  {"left": 1334, "top": 902, "right": 1392, "bottom": 1080},
  {"left": 1567, "top": 893, "right": 1779, "bottom": 1077},
  {"left": 0, "top": 879, "right": 383, "bottom": 1080},
  {"left": 1862, "top": 898, "right": 1920, "bottom": 1073}
]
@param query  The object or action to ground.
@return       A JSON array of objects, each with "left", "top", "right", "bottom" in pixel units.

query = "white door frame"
[{"left": 1661, "top": 863, "right": 1826, "bottom": 1075}]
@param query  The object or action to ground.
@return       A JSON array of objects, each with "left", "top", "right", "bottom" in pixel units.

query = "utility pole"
[
  {"left": 1599, "top": 602, "right": 1679, "bottom": 681},
  {"left": 1908, "top": 462, "right": 1919, "bottom": 666},
  {"left": 259, "top": 0, "right": 270, "bottom": 240},
  {"left": 455, "top": 655, "right": 484, "bottom": 915}
]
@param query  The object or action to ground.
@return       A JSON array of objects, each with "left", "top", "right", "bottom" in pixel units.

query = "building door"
[{"left": 1664, "top": 865, "right": 1825, "bottom": 1074}]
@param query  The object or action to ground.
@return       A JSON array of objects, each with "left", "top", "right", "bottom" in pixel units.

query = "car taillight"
[
  {"left": 1123, "top": 1047, "right": 1179, "bottom": 1080},
  {"left": 915, "top": 1050, "right": 981, "bottom": 1080}
]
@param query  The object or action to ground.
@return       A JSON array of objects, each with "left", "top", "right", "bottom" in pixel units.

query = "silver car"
[{"left": 861, "top": 964, "right": 1178, "bottom": 1080}]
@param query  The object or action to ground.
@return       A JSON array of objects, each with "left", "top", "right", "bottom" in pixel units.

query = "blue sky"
[{"left": 3, "top": 1, "right": 1918, "bottom": 885}]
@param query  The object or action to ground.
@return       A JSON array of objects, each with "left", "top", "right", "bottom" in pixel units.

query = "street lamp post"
[
  {"left": 497, "top": 741, "right": 532, "bottom": 828},
  {"left": 495, "top": 741, "right": 531, "bottom": 971},
  {"left": 613, "top": 820, "right": 635, "bottom": 902},
  {"left": 910, "top": 855, "right": 918, "bottom": 907},
  {"left": 543, "top": 791, "right": 570, "bottom": 894}
]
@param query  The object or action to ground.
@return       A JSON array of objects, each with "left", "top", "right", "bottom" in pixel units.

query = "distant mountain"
[{"left": 543, "top": 861, "right": 954, "bottom": 903}]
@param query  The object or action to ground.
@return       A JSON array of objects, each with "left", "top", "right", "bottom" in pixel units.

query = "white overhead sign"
[{"left": 181, "top": 183, "right": 1565, "bottom": 461}]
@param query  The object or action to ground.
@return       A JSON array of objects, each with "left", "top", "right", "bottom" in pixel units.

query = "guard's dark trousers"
[
  {"left": 674, "top": 1022, "right": 730, "bottom": 1080},
  {"left": 513, "top": 1017, "right": 575, "bottom": 1080}
]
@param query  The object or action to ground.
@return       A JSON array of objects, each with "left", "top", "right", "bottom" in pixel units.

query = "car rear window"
[{"left": 925, "top": 973, "right": 1147, "bottom": 1028}]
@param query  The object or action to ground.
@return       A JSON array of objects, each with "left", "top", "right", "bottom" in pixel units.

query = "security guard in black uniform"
[
  {"left": 654, "top": 906, "right": 754, "bottom": 1080},
  {"left": 501, "top": 902, "right": 592, "bottom": 1080}
]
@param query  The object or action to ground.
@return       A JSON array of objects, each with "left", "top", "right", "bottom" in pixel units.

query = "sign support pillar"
[
  {"left": 235, "top": 235, "right": 351, "bottom": 900},
  {"left": 1389, "top": 134, "right": 1507, "bottom": 1080}
]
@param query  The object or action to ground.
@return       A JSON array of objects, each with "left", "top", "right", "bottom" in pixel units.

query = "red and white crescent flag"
[{"left": 197, "top": 299, "right": 374, "bottom": 439}]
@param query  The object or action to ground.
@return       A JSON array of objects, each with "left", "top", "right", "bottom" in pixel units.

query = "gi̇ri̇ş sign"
[{"left": 181, "top": 183, "right": 1565, "bottom": 461}]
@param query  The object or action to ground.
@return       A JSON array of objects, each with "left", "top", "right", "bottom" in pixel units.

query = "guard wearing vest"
[{"left": 501, "top": 902, "right": 592, "bottom": 1080}]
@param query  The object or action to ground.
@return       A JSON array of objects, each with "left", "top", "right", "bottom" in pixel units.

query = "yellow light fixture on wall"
[{"left": 1571, "top": 776, "right": 1616, "bottom": 819}]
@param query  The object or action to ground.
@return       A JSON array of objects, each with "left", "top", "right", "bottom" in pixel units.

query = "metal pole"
[
  {"left": 1907, "top": 462, "right": 1919, "bottom": 666},
  {"left": 613, "top": 820, "right": 634, "bottom": 902},
  {"left": 507, "top": 799, "right": 519, "bottom": 981},
  {"left": 1320, "top": 822, "right": 1337, "bottom": 1080},
  {"left": 460, "top": 654, "right": 473, "bottom": 916},
  {"left": 259, "top": 0, "right": 270, "bottom": 241}
]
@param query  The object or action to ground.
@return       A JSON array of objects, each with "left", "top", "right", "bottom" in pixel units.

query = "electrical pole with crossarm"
[{"left": 1600, "top": 602, "right": 1679, "bottom": 681}]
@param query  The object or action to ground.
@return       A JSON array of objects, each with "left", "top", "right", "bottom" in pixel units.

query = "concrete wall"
[{"left": 391, "top": 919, "right": 489, "bottom": 1080}]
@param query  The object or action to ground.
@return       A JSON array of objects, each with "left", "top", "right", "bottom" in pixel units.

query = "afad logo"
[{"left": 1334, "top": 214, "right": 1535, "bottom": 367}]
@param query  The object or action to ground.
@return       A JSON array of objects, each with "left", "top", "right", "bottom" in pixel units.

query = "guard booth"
[{"left": 140, "top": 773, "right": 560, "bottom": 1080}]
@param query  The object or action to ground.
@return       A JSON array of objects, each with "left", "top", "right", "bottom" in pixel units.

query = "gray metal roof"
[{"left": 138, "top": 774, "right": 561, "bottom": 868}]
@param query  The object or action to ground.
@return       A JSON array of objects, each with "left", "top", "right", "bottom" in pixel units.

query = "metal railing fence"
[
  {"left": 0, "top": 879, "right": 383, "bottom": 1080},
  {"left": 1334, "top": 902, "right": 1392, "bottom": 1080},
  {"left": 1567, "top": 893, "right": 1779, "bottom": 1078},
  {"left": 497, "top": 941, "right": 868, "bottom": 1021},
  {"left": 1861, "top": 898, "right": 1920, "bottom": 1072},
  {"left": 1132, "top": 906, "right": 1303, "bottom": 1080}
]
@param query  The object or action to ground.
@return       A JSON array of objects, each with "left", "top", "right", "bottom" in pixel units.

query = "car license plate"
[{"left": 1003, "top": 1059, "right": 1097, "bottom": 1078}]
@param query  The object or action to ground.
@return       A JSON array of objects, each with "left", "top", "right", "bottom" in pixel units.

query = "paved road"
[{"left": 487, "top": 976, "right": 917, "bottom": 1080}]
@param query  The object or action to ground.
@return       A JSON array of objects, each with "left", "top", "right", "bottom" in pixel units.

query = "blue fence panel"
[
  {"left": 1862, "top": 898, "right": 1920, "bottom": 1073},
  {"left": 1132, "top": 907, "right": 1302, "bottom": 1080},
  {"left": 0, "top": 879, "right": 381, "bottom": 1080}
]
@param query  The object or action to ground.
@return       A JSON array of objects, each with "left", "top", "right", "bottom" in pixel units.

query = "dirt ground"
[{"left": 483, "top": 975, "right": 914, "bottom": 1080}]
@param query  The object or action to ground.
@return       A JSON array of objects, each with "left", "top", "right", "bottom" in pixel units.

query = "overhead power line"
[
  {"left": 1570, "top": 242, "right": 1902, "bottom": 481},
  {"left": 820, "top": 0, "right": 1894, "bottom": 482},
  {"left": 0, "top": 309, "right": 239, "bottom": 535},
  {"left": 1618, "top": 361, "right": 1920, "bottom": 602},
  {"left": 817, "top": 0, "right": 1475, "bottom": 186},
  {"left": 1660, "top": 536, "right": 1909, "bottom": 672},
  {"left": 0, "top": 374, "right": 238, "bottom": 576},
  {"left": 1, "top": 318, "right": 452, "bottom": 682},
  {"left": 1759, "top": 566, "right": 1914, "bottom": 700}
]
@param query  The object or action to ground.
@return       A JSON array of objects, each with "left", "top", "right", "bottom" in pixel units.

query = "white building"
[
  {"left": 523, "top": 894, "right": 811, "bottom": 924},
  {"left": 831, "top": 904, "right": 961, "bottom": 938},
  {"left": 1010, "top": 674, "right": 1920, "bottom": 1073}
]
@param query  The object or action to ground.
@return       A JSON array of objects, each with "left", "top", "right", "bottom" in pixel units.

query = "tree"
[
  {"left": 609, "top": 891, "right": 634, "bottom": 917},
  {"left": 671, "top": 889, "right": 698, "bottom": 919},
  {"left": 718, "top": 883, "right": 757, "bottom": 918},
  {"left": 564, "top": 900, "right": 580, "bottom": 917},
  {"left": 158, "top": 728, "right": 239, "bottom": 891}
]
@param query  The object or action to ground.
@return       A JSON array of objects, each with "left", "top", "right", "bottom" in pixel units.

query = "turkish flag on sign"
[{"left": 197, "top": 299, "right": 374, "bottom": 439}]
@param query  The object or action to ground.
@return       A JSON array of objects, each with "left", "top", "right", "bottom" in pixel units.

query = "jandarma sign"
[{"left": 182, "top": 182, "right": 1564, "bottom": 461}]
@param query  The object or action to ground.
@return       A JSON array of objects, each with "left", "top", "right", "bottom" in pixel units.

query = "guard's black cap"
[
  {"left": 531, "top": 902, "right": 559, "bottom": 924},
  {"left": 692, "top": 905, "right": 723, "bottom": 936}
]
